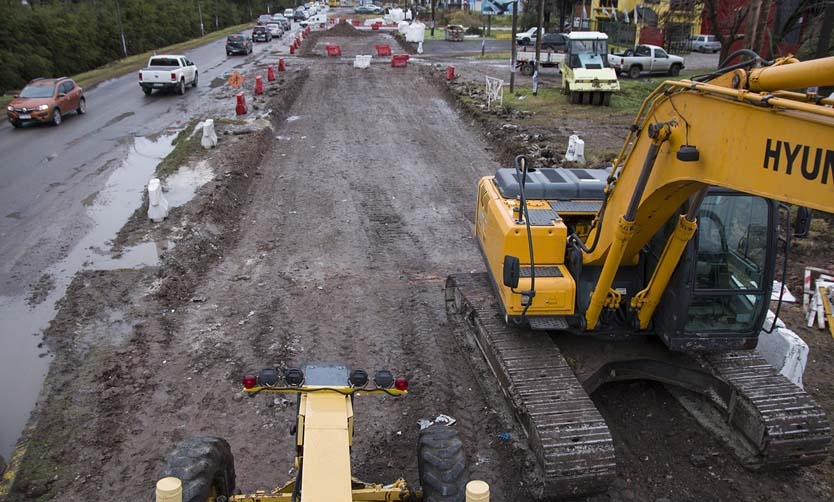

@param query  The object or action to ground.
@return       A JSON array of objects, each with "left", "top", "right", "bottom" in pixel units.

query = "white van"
[{"left": 284, "top": 8, "right": 295, "bottom": 17}]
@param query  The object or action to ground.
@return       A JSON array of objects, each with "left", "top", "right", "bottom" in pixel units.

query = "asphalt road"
[{"left": 0, "top": 25, "right": 300, "bottom": 460}]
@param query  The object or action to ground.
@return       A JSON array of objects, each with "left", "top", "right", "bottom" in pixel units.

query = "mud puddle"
[{"left": 0, "top": 132, "right": 177, "bottom": 459}]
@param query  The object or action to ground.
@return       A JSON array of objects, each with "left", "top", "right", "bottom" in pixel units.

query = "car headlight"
[
  {"left": 37, "top": 104, "right": 49, "bottom": 111},
  {"left": 6, "top": 106, "right": 12, "bottom": 111}
]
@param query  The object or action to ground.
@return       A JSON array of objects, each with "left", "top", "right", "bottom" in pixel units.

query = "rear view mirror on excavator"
[
  {"left": 153, "top": 362, "right": 482, "bottom": 502},
  {"left": 502, "top": 255, "right": 520, "bottom": 289},
  {"left": 794, "top": 206, "right": 812, "bottom": 238}
]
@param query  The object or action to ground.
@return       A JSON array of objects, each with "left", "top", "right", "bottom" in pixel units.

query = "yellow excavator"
[
  {"left": 446, "top": 52, "right": 834, "bottom": 497},
  {"left": 154, "top": 363, "right": 480, "bottom": 502}
]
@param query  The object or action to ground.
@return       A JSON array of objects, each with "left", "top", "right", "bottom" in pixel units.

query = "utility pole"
[
  {"left": 431, "top": 0, "right": 436, "bottom": 36},
  {"left": 197, "top": 0, "right": 205, "bottom": 37},
  {"left": 510, "top": 0, "right": 518, "bottom": 92},
  {"left": 114, "top": 0, "right": 128, "bottom": 58}
]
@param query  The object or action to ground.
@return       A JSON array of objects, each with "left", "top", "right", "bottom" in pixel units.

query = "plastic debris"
[{"left": 418, "top": 414, "right": 457, "bottom": 430}]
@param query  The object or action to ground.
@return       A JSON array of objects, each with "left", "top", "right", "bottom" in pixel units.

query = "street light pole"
[{"left": 114, "top": 0, "right": 128, "bottom": 58}]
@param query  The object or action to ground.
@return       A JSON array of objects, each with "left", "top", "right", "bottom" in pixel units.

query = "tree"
[{"left": 702, "top": 0, "right": 750, "bottom": 63}]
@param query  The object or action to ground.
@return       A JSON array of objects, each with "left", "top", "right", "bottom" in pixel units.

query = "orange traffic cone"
[
  {"left": 267, "top": 65, "right": 276, "bottom": 81},
  {"left": 278, "top": 58, "right": 286, "bottom": 71},
  {"left": 254, "top": 76, "right": 264, "bottom": 95}
]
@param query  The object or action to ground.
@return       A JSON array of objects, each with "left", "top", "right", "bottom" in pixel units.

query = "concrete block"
[
  {"left": 756, "top": 310, "right": 808, "bottom": 388},
  {"left": 148, "top": 178, "right": 170, "bottom": 223}
]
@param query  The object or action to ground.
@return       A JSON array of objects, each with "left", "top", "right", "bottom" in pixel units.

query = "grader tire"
[
  {"left": 159, "top": 436, "right": 236, "bottom": 502},
  {"left": 418, "top": 425, "right": 467, "bottom": 502}
]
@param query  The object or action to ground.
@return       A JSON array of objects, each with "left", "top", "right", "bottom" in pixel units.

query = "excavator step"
[
  {"left": 700, "top": 351, "right": 831, "bottom": 468},
  {"left": 445, "top": 272, "right": 616, "bottom": 498}
]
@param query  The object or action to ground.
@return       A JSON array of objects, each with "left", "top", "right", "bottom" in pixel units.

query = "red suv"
[{"left": 6, "top": 77, "right": 86, "bottom": 128}]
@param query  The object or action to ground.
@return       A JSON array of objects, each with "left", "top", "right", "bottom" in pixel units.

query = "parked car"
[
  {"left": 540, "top": 33, "right": 569, "bottom": 52},
  {"left": 265, "top": 23, "right": 283, "bottom": 37},
  {"left": 355, "top": 4, "right": 382, "bottom": 14},
  {"left": 252, "top": 26, "right": 272, "bottom": 42},
  {"left": 6, "top": 77, "right": 85, "bottom": 128},
  {"left": 299, "top": 13, "right": 327, "bottom": 27},
  {"left": 689, "top": 34, "right": 721, "bottom": 53},
  {"left": 257, "top": 14, "right": 273, "bottom": 25},
  {"left": 516, "top": 27, "right": 544, "bottom": 46},
  {"left": 272, "top": 15, "right": 291, "bottom": 30},
  {"left": 226, "top": 34, "right": 253, "bottom": 56},
  {"left": 608, "top": 44, "right": 685, "bottom": 78},
  {"left": 139, "top": 55, "right": 198, "bottom": 96},
  {"left": 293, "top": 9, "right": 307, "bottom": 21}
]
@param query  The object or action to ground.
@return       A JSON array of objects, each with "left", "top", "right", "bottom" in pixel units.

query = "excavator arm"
[{"left": 582, "top": 56, "right": 834, "bottom": 330}]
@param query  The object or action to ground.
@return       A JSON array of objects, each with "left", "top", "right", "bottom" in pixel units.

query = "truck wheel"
[
  {"left": 192, "top": 72, "right": 198, "bottom": 88},
  {"left": 591, "top": 92, "right": 603, "bottom": 106},
  {"left": 628, "top": 65, "right": 642, "bottom": 79},
  {"left": 603, "top": 92, "right": 611, "bottom": 106},
  {"left": 669, "top": 64, "right": 681, "bottom": 77},
  {"left": 521, "top": 63, "right": 533, "bottom": 77},
  {"left": 143, "top": 87, "right": 153, "bottom": 96},
  {"left": 159, "top": 436, "right": 236, "bottom": 502},
  {"left": 418, "top": 426, "right": 467, "bottom": 502},
  {"left": 178, "top": 79, "right": 186, "bottom": 95}
]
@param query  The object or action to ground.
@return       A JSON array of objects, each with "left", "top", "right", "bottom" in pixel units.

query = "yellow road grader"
[{"left": 154, "top": 363, "right": 483, "bottom": 502}]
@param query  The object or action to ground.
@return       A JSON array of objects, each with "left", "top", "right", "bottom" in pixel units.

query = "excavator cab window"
[{"left": 686, "top": 194, "right": 771, "bottom": 333}]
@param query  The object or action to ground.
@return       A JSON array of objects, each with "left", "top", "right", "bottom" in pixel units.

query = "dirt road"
[
  {"left": 3, "top": 30, "right": 534, "bottom": 500},
  {"left": 3, "top": 25, "right": 832, "bottom": 502}
]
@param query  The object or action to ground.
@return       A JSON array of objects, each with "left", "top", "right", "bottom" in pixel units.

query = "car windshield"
[{"left": 20, "top": 85, "right": 54, "bottom": 98}]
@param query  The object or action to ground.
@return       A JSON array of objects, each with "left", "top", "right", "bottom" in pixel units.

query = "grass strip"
[{"left": 1, "top": 23, "right": 252, "bottom": 110}]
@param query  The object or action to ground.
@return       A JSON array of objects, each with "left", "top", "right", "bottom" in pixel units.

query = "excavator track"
[
  {"left": 696, "top": 351, "right": 831, "bottom": 469},
  {"left": 445, "top": 272, "right": 616, "bottom": 498}
]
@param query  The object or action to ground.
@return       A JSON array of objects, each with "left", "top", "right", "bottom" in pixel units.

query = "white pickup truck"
[
  {"left": 139, "top": 55, "right": 198, "bottom": 96},
  {"left": 607, "top": 44, "right": 685, "bottom": 79}
]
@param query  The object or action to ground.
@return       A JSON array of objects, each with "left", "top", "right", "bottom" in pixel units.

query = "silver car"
[{"left": 689, "top": 34, "right": 721, "bottom": 53}]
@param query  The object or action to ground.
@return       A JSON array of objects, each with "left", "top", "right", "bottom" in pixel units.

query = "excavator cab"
[{"left": 649, "top": 191, "right": 776, "bottom": 351}]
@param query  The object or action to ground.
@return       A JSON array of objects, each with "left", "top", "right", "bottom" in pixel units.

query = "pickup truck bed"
[{"left": 516, "top": 51, "right": 565, "bottom": 75}]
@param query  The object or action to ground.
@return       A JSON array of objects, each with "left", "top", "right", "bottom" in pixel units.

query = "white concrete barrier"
[
  {"left": 565, "top": 134, "right": 585, "bottom": 163},
  {"left": 353, "top": 55, "right": 372, "bottom": 69},
  {"left": 756, "top": 310, "right": 809, "bottom": 388},
  {"left": 148, "top": 178, "right": 170, "bottom": 222},
  {"left": 201, "top": 119, "right": 218, "bottom": 149}
]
